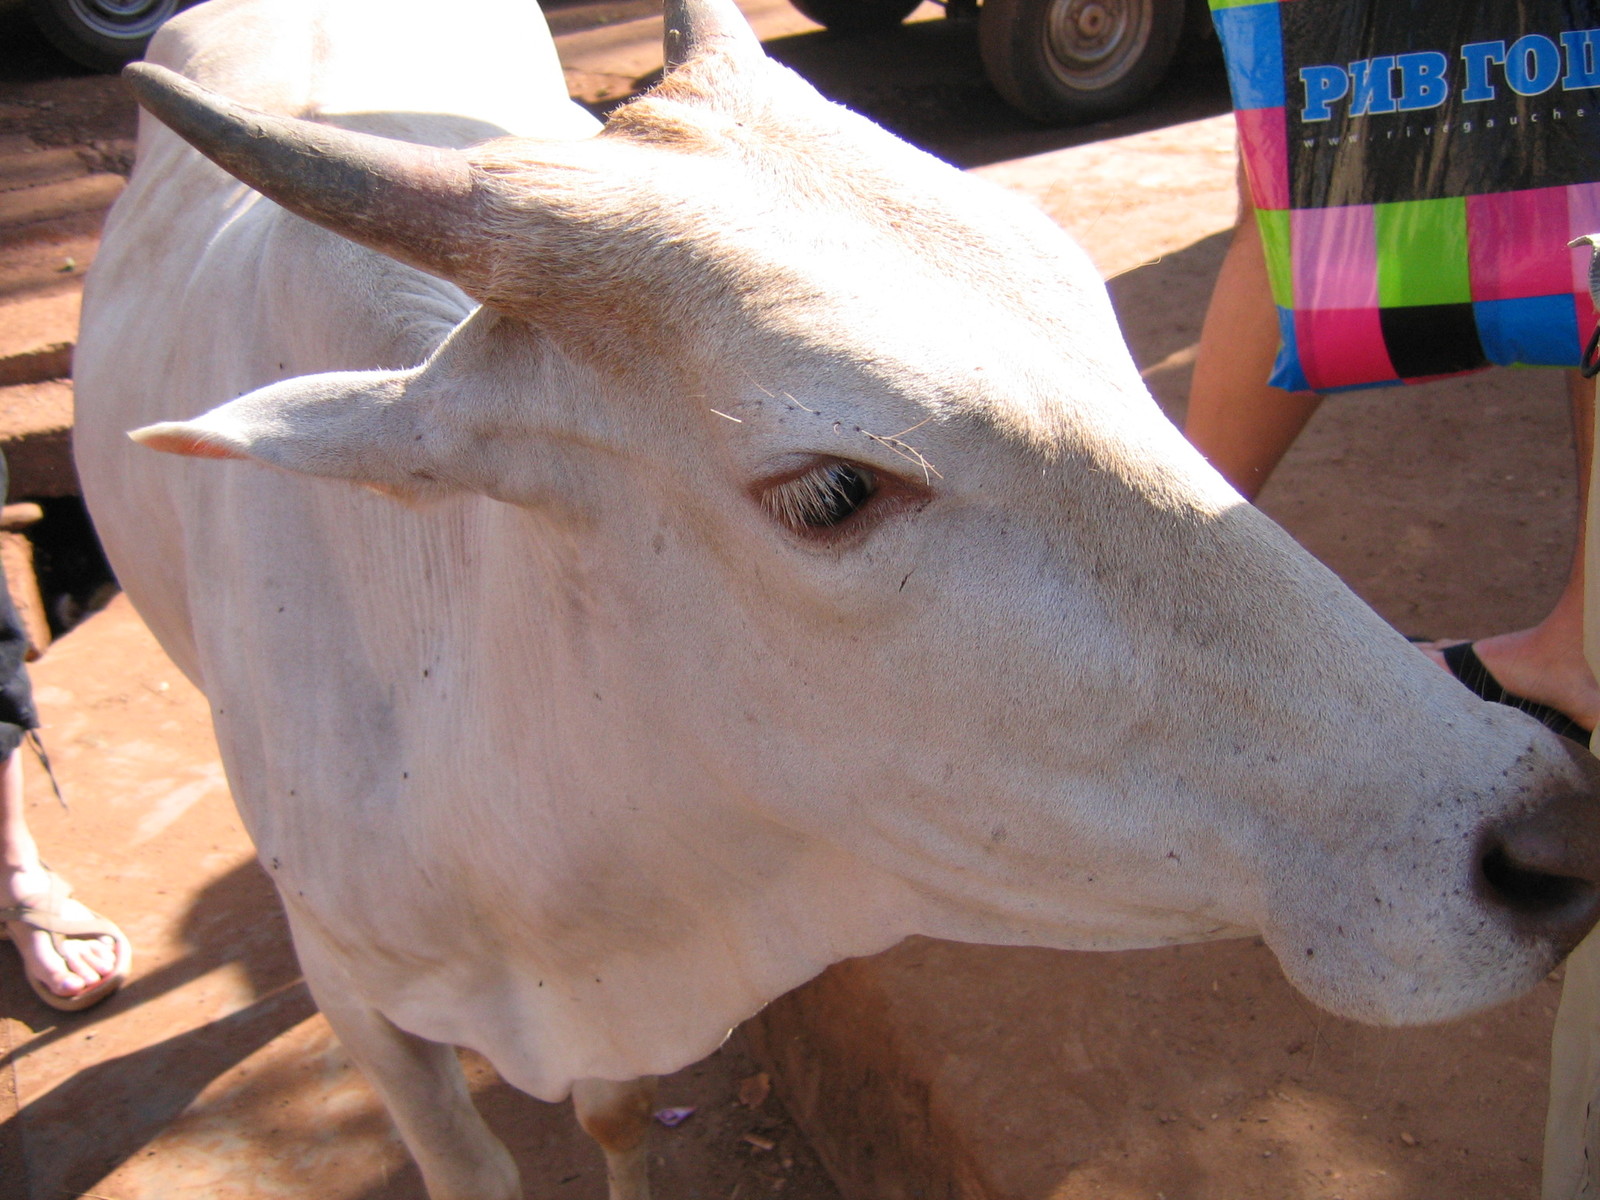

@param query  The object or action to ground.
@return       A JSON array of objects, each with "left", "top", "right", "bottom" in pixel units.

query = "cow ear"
[{"left": 130, "top": 370, "right": 458, "bottom": 500}]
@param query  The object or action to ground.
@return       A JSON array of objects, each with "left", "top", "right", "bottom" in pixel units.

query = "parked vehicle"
[
  {"left": 25, "top": 0, "right": 186, "bottom": 73},
  {"left": 28, "top": 0, "right": 1204, "bottom": 124},
  {"left": 794, "top": 0, "right": 1212, "bottom": 124}
]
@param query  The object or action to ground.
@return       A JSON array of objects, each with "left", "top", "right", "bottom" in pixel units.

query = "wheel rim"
[
  {"left": 61, "top": 0, "right": 176, "bottom": 41},
  {"left": 1041, "top": 0, "right": 1153, "bottom": 91}
]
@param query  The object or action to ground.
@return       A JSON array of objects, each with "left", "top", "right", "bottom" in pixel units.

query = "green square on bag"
[{"left": 1375, "top": 198, "right": 1471, "bottom": 309}]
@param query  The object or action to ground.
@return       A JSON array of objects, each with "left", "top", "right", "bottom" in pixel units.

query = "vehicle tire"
[
  {"left": 25, "top": 0, "right": 184, "bottom": 73},
  {"left": 978, "top": 0, "right": 1185, "bottom": 124},
  {"left": 789, "top": 0, "right": 924, "bottom": 34}
]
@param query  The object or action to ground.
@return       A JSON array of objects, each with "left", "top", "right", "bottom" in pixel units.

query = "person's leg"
[
  {"left": 0, "top": 444, "right": 123, "bottom": 1008},
  {"left": 1, "top": 748, "right": 121, "bottom": 1000},
  {"left": 1427, "top": 371, "right": 1600, "bottom": 733},
  {"left": 1185, "top": 167, "right": 1323, "bottom": 502},
  {"left": 1541, "top": 372, "right": 1600, "bottom": 1200},
  {"left": 1544, "top": 929, "right": 1600, "bottom": 1198}
]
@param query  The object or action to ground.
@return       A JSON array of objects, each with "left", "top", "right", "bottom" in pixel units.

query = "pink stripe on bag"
[
  {"left": 1295, "top": 307, "right": 1398, "bottom": 390},
  {"left": 1466, "top": 188, "right": 1572, "bottom": 301},
  {"left": 1292, "top": 206, "right": 1377, "bottom": 311},
  {"left": 1236, "top": 106, "right": 1289, "bottom": 211}
]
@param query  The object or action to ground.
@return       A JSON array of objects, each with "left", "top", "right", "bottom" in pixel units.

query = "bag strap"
[{"left": 1571, "top": 234, "right": 1600, "bottom": 379}]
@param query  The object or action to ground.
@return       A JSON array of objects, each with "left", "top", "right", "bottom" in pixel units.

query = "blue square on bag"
[
  {"left": 1211, "top": 2, "right": 1286, "bottom": 111},
  {"left": 1474, "top": 294, "right": 1582, "bottom": 367},
  {"left": 1268, "top": 305, "right": 1312, "bottom": 392}
]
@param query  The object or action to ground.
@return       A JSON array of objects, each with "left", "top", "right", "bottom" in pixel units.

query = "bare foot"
[
  {"left": 2, "top": 862, "right": 122, "bottom": 1002},
  {"left": 1420, "top": 631, "right": 1600, "bottom": 733}
]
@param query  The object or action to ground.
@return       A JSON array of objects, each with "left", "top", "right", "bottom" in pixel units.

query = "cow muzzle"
[{"left": 1476, "top": 739, "right": 1600, "bottom": 957}]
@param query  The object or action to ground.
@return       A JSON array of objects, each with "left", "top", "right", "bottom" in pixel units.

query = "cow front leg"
[
  {"left": 290, "top": 918, "right": 520, "bottom": 1200},
  {"left": 573, "top": 1075, "right": 659, "bottom": 1200}
]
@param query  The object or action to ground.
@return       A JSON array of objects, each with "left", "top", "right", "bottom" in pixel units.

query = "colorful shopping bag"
[{"left": 1211, "top": 0, "right": 1600, "bottom": 391}]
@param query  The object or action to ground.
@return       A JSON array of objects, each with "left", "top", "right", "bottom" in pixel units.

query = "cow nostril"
[
  {"left": 1479, "top": 841, "right": 1594, "bottom": 917},
  {"left": 1475, "top": 767, "right": 1600, "bottom": 951}
]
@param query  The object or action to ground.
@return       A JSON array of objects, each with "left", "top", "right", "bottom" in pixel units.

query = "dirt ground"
[{"left": 0, "top": 2, "right": 1588, "bottom": 1198}]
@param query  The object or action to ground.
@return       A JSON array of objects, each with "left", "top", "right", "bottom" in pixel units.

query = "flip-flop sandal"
[
  {"left": 1, "top": 868, "right": 132, "bottom": 1012},
  {"left": 1439, "top": 640, "right": 1592, "bottom": 747}
]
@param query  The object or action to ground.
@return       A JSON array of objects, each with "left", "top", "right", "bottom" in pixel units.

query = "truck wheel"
[
  {"left": 25, "top": 0, "right": 182, "bottom": 73},
  {"left": 978, "top": 0, "right": 1184, "bottom": 124},
  {"left": 790, "top": 0, "right": 925, "bottom": 33}
]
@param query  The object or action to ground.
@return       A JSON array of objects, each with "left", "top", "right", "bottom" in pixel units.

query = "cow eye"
[{"left": 762, "top": 460, "right": 878, "bottom": 532}]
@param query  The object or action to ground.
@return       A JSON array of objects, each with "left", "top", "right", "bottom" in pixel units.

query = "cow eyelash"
[{"left": 762, "top": 460, "right": 878, "bottom": 533}]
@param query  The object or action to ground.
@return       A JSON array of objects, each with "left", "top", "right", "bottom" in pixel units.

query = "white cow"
[{"left": 74, "top": 0, "right": 1600, "bottom": 1194}]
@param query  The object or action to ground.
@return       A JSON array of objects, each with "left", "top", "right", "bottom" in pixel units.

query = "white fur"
[{"left": 74, "top": 0, "right": 1597, "bottom": 1192}]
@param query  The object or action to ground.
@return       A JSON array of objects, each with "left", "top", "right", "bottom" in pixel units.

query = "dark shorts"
[{"left": 0, "top": 451, "right": 41, "bottom": 758}]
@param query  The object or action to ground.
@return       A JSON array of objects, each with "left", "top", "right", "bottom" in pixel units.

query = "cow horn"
[
  {"left": 663, "top": 0, "right": 764, "bottom": 70},
  {"left": 122, "top": 63, "right": 487, "bottom": 289}
]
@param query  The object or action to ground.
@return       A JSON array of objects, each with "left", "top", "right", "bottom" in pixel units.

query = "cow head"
[{"left": 123, "top": 0, "right": 1600, "bottom": 1025}]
